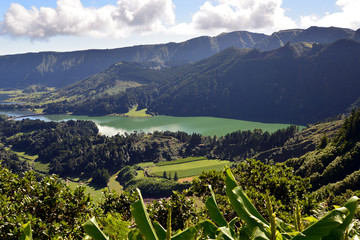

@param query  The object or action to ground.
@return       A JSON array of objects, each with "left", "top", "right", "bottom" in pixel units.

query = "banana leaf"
[
  {"left": 205, "top": 185, "right": 228, "bottom": 227},
  {"left": 224, "top": 168, "right": 270, "bottom": 237},
  {"left": 292, "top": 205, "right": 350, "bottom": 240},
  {"left": 19, "top": 221, "right": 32, "bottom": 240},
  {"left": 82, "top": 217, "right": 109, "bottom": 240},
  {"left": 131, "top": 188, "right": 159, "bottom": 240}
]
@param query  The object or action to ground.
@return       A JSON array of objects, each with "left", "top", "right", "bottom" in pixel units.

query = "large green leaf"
[
  {"left": 83, "top": 217, "right": 109, "bottom": 240},
  {"left": 323, "top": 196, "right": 359, "bottom": 239},
  {"left": 171, "top": 226, "right": 198, "bottom": 240},
  {"left": 205, "top": 185, "right": 228, "bottom": 227},
  {"left": 153, "top": 221, "right": 166, "bottom": 240},
  {"left": 196, "top": 220, "right": 219, "bottom": 239},
  {"left": 19, "top": 221, "right": 32, "bottom": 240},
  {"left": 292, "top": 205, "right": 349, "bottom": 240},
  {"left": 229, "top": 217, "right": 240, "bottom": 238},
  {"left": 128, "top": 229, "right": 145, "bottom": 240},
  {"left": 224, "top": 168, "right": 269, "bottom": 236},
  {"left": 251, "top": 227, "right": 270, "bottom": 240},
  {"left": 131, "top": 188, "right": 159, "bottom": 240},
  {"left": 217, "top": 226, "right": 235, "bottom": 240},
  {"left": 101, "top": 214, "right": 131, "bottom": 239}
]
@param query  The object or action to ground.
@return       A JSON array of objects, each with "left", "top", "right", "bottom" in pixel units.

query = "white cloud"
[
  {"left": 170, "top": 0, "right": 296, "bottom": 35},
  {"left": 2, "top": 0, "right": 359, "bottom": 43},
  {"left": 300, "top": 0, "right": 360, "bottom": 29},
  {"left": 0, "top": 0, "right": 176, "bottom": 39}
]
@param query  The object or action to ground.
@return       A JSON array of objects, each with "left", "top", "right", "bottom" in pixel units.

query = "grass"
[
  {"left": 0, "top": 88, "right": 66, "bottom": 107},
  {"left": 32, "top": 108, "right": 44, "bottom": 114},
  {"left": 11, "top": 150, "right": 50, "bottom": 173},
  {"left": 33, "top": 161, "right": 50, "bottom": 173},
  {"left": 135, "top": 170, "right": 146, "bottom": 179},
  {"left": 103, "top": 81, "right": 142, "bottom": 96},
  {"left": 66, "top": 180, "right": 105, "bottom": 202},
  {"left": 107, "top": 171, "right": 123, "bottom": 193},
  {"left": 124, "top": 106, "right": 151, "bottom": 118},
  {"left": 13, "top": 151, "right": 38, "bottom": 161},
  {"left": 148, "top": 158, "right": 230, "bottom": 179},
  {"left": 155, "top": 156, "right": 208, "bottom": 166},
  {"left": 136, "top": 162, "right": 155, "bottom": 168},
  {"left": 66, "top": 171, "right": 124, "bottom": 202}
]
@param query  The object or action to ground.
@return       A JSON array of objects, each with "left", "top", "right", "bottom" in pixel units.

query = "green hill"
[{"left": 42, "top": 39, "right": 360, "bottom": 125}]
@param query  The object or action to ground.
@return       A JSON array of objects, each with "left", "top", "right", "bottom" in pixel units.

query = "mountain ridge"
[{"left": 0, "top": 26, "right": 359, "bottom": 88}]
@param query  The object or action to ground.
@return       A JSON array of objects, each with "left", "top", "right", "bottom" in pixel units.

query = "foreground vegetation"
[
  {"left": 2, "top": 107, "right": 360, "bottom": 238},
  {"left": 14, "top": 166, "right": 360, "bottom": 239}
]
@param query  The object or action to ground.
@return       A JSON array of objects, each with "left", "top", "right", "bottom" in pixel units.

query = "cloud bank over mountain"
[
  {"left": 300, "top": 0, "right": 360, "bottom": 29},
  {"left": 0, "top": 0, "right": 359, "bottom": 40},
  {"left": 0, "top": 0, "right": 175, "bottom": 39}
]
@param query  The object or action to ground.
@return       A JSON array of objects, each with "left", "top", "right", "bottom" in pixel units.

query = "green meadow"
[
  {"left": 145, "top": 157, "right": 231, "bottom": 179},
  {"left": 123, "top": 106, "right": 151, "bottom": 118}
]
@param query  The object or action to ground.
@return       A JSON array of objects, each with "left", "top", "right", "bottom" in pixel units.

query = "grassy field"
[
  {"left": 11, "top": 150, "right": 50, "bottom": 173},
  {"left": 66, "top": 171, "right": 123, "bottom": 202},
  {"left": 155, "top": 156, "right": 208, "bottom": 166},
  {"left": 145, "top": 157, "right": 230, "bottom": 179},
  {"left": 107, "top": 171, "right": 123, "bottom": 193},
  {"left": 66, "top": 179, "right": 105, "bottom": 202},
  {"left": 33, "top": 161, "right": 50, "bottom": 173},
  {"left": 124, "top": 106, "right": 152, "bottom": 118}
]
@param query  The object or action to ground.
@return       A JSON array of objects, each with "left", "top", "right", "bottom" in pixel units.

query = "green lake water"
[
  {"left": 45, "top": 114, "right": 300, "bottom": 136},
  {"left": 0, "top": 110, "right": 302, "bottom": 136}
]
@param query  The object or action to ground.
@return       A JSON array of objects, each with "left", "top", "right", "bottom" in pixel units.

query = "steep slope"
[
  {"left": 282, "top": 108, "right": 360, "bottom": 195},
  {"left": 149, "top": 39, "right": 360, "bottom": 124},
  {"left": 255, "top": 119, "right": 344, "bottom": 162},
  {"left": 0, "top": 26, "right": 358, "bottom": 88},
  {"left": 53, "top": 61, "right": 167, "bottom": 101},
  {"left": 0, "top": 31, "right": 266, "bottom": 88}
]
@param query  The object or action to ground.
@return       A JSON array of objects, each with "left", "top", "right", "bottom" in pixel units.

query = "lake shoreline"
[{"left": 0, "top": 110, "right": 304, "bottom": 137}]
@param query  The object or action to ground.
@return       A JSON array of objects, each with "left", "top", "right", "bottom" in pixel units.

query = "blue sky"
[{"left": 0, "top": 0, "right": 358, "bottom": 55}]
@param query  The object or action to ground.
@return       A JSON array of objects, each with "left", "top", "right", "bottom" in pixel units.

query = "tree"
[
  {"left": 317, "top": 133, "right": 329, "bottom": 149},
  {"left": 163, "top": 171, "right": 167, "bottom": 179},
  {"left": 0, "top": 166, "right": 93, "bottom": 239},
  {"left": 174, "top": 172, "right": 178, "bottom": 181},
  {"left": 92, "top": 168, "right": 110, "bottom": 186}
]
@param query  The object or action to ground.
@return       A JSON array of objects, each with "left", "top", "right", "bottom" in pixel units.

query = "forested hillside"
[
  {"left": 285, "top": 109, "right": 360, "bottom": 196},
  {"left": 42, "top": 39, "right": 360, "bottom": 124}
]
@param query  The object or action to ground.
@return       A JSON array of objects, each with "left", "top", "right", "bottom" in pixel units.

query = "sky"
[{"left": 0, "top": 0, "right": 359, "bottom": 55}]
